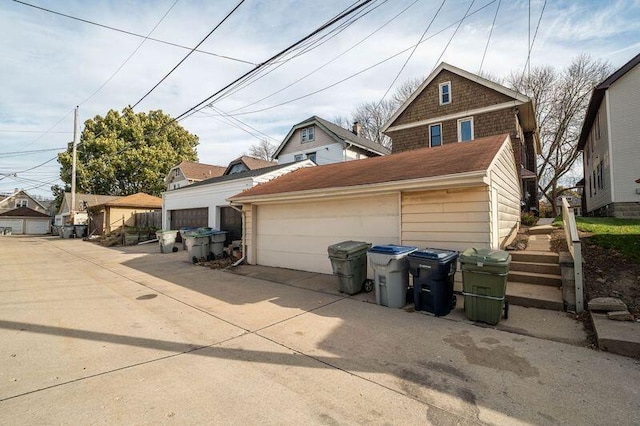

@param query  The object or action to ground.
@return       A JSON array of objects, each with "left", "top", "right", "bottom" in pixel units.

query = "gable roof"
[
  {"left": 578, "top": 53, "right": 640, "bottom": 151},
  {"left": 59, "top": 193, "right": 122, "bottom": 214},
  {"left": 273, "top": 116, "right": 390, "bottom": 158},
  {"left": 223, "top": 155, "right": 277, "bottom": 175},
  {"left": 231, "top": 134, "right": 509, "bottom": 201},
  {"left": 382, "top": 62, "right": 536, "bottom": 134},
  {"left": 177, "top": 161, "right": 226, "bottom": 180},
  {"left": 0, "top": 206, "right": 50, "bottom": 218},
  {"left": 94, "top": 192, "right": 162, "bottom": 209},
  {"left": 0, "top": 190, "right": 47, "bottom": 211},
  {"left": 169, "top": 161, "right": 310, "bottom": 193}
]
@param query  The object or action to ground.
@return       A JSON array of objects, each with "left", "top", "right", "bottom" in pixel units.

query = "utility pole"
[{"left": 70, "top": 106, "right": 79, "bottom": 224}]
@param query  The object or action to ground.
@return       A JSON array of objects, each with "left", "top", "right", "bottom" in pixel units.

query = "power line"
[
  {"left": 0, "top": 130, "right": 72, "bottom": 134},
  {"left": 171, "top": 0, "right": 377, "bottom": 124},
  {"left": 11, "top": 0, "right": 255, "bottom": 66},
  {"left": 214, "top": 1, "right": 498, "bottom": 118},
  {"left": 0, "top": 147, "right": 66, "bottom": 158},
  {"left": 79, "top": 0, "right": 181, "bottom": 106},
  {"left": 431, "top": 0, "right": 476, "bottom": 72},
  {"left": 132, "top": 0, "right": 246, "bottom": 109},
  {"left": 375, "top": 0, "right": 445, "bottom": 108},
  {"left": 522, "top": 0, "right": 547, "bottom": 77},
  {"left": 478, "top": 0, "right": 501, "bottom": 75}
]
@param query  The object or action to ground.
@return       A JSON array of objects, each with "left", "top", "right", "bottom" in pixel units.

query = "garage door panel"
[
  {"left": 26, "top": 219, "right": 49, "bottom": 234},
  {"left": 256, "top": 195, "right": 399, "bottom": 274},
  {"left": 0, "top": 219, "right": 23, "bottom": 234}
]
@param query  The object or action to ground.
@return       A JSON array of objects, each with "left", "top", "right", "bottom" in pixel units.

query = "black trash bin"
[{"left": 408, "top": 248, "right": 459, "bottom": 316}]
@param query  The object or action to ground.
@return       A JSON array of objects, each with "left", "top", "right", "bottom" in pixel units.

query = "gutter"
[{"left": 228, "top": 203, "right": 246, "bottom": 267}]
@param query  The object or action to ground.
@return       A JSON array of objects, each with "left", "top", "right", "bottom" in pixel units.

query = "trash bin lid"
[
  {"left": 460, "top": 248, "right": 510, "bottom": 266},
  {"left": 409, "top": 248, "right": 458, "bottom": 263},
  {"left": 328, "top": 240, "right": 371, "bottom": 257},
  {"left": 368, "top": 244, "right": 417, "bottom": 256}
]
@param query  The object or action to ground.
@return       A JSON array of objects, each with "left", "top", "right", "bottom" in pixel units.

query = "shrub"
[{"left": 521, "top": 213, "right": 537, "bottom": 226}]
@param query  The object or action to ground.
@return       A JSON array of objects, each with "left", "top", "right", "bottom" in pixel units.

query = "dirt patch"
[
  {"left": 549, "top": 228, "right": 640, "bottom": 316},
  {"left": 197, "top": 257, "right": 236, "bottom": 270}
]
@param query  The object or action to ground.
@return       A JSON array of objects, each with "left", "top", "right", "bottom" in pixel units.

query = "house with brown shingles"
[
  {"left": 165, "top": 161, "right": 226, "bottom": 191},
  {"left": 382, "top": 62, "right": 540, "bottom": 211}
]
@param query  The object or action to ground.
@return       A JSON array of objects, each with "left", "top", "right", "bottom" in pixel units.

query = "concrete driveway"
[{"left": 0, "top": 236, "right": 638, "bottom": 425}]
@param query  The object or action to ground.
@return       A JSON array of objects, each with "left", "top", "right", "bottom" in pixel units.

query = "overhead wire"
[
  {"left": 11, "top": 0, "right": 255, "bottom": 65},
  {"left": 478, "top": 0, "right": 501, "bottom": 75},
  {"left": 430, "top": 0, "right": 476, "bottom": 72},
  {"left": 374, "top": 0, "right": 445, "bottom": 109},
  {"left": 521, "top": 0, "right": 547, "bottom": 78},
  {"left": 132, "top": 0, "right": 246, "bottom": 109}
]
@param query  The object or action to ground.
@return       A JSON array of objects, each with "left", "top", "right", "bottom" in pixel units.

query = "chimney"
[
  {"left": 14, "top": 188, "right": 19, "bottom": 194},
  {"left": 352, "top": 122, "right": 361, "bottom": 136}
]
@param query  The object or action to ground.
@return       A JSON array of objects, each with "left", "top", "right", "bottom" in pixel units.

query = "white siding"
[
  {"left": 584, "top": 96, "right": 613, "bottom": 212},
  {"left": 278, "top": 143, "right": 345, "bottom": 165},
  {"left": 254, "top": 195, "right": 400, "bottom": 275},
  {"left": 25, "top": 219, "right": 50, "bottom": 234},
  {"left": 279, "top": 126, "right": 336, "bottom": 156},
  {"left": 608, "top": 64, "right": 640, "bottom": 204},
  {"left": 489, "top": 141, "right": 521, "bottom": 248},
  {"left": 0, "top": 218, "right": 24, "bottom": 234},
  {"left": 401, "top": 187, "right": 491, "bottom": 252}
]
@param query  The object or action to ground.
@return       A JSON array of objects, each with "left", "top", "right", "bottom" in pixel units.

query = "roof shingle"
[
  {"left": 179, "top": 161, "right": 226, "bottom": 180},
  {"left": 232, "top": 134, "right": 508, "bottom": 200},
  {"left": 0, "top": 206, "right": 50, "bottom": 218}
]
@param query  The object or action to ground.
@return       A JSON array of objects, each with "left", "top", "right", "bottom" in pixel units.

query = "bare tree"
[
  {"left": 248, "top": 139, "right": 278, "bottom": 161},
  {"left": 507, "top": 55, "right": 611, "bottom": 214}
]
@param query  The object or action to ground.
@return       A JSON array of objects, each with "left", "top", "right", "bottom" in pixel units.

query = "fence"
[
  {"left": 562, "top": 198, "right": 584, "bottom": 313},
  {"left": 134, "top": 211, "right": 162, "bottom": 229}
]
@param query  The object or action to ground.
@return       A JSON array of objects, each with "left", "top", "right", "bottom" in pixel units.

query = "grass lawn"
[{"left": 555, "top": 216, "right": 640, "bottom": 263}]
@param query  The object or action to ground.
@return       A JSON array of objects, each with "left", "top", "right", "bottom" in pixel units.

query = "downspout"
[{"left": 228, "top": 203, "right": 246, "bottom": 267}]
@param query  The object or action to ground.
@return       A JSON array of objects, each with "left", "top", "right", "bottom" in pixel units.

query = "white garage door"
[
  {"left": 256, "top": 195, "right": 399, "bottom": 274},
  {"left": 0, "top": 219, "right": 24, "bottom": 234},
  {"left": 26, "top": 219, "right": 49, "bottom": 235}
]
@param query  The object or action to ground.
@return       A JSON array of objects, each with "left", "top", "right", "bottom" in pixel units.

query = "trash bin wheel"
[
  {"left": 503, "top": 300, "right": 509, "bottom": 319},
  {"left": 450, "top": 295, "right": 457, "bottom": 309},
  {"left": 172, "top": 247, "right": 179, "bottom": 253},
  {"left": 363, "top": 279, "right": 374, "bottom": 293},
  {"left": 191, "top": 256, "right": 198, "bottom": 264}
]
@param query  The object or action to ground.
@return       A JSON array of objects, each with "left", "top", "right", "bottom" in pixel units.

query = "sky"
[{"left": 1, "top": 0, "right": 639, "bottom": 198}]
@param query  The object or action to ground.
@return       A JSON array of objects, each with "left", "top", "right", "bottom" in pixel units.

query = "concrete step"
[
  {"left": 529, "top": 225, "right": 555, "bottom": 235},
  {"left": 510, "top": 251, "right": 559, "bottom": 264},
  {"left": 510, "top": 260, "right": 561, "bottom": 275},
  {"left": 591, "top": 313, "right": 640, "bottom": 358},
  {"left": 509, "top": 270, "right": 562, "bottom": 287},
  {"left": 507, "top": 282, "right": 564, "bottom": 310}
]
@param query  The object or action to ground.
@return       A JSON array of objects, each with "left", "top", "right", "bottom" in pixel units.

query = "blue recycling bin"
[{"left": 408, "top": 248, "right": 459, "bottom": 316}]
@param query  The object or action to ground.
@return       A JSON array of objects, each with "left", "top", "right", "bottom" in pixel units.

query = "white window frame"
[
  {"left": 429, "top": 123, "right": 442, "bottom": 147},
  {"left": 301, "top": 126, "right": 315, "bottom": 143},
  {"left": 301, "top": 128, "right": 307, "bottom": 142},
  {"left": 294, "top": 154, "right": 303, "bottom": 161},
  {"left": 15, "top": 199, "right": 28, "bottom": 208},
  {"left": 439, "top": 81, "right": 451, "bottom": 105},
  {"left": 457, "top": 117, "right": 474, "bottom": 142},
  {"left": 306, "top": 152, "right": 317, "bottom": 163}
]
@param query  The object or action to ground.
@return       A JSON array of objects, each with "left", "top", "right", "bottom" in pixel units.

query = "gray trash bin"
[
  {"left": 328, "top": 241, "right": 371, "bottom": 295},
  {"left": 62, "top": 225, "right": 74, "bottom": 239},
  {"left": 368, "top": 245, "right": 417, "bottom": 308},
  {"left": 185, "top": 231, "right": 211, "bottom": 263},
  {"left": 74, "top": 225, "right": 87, "bottom": 239},
  {"left": 209, "top": 230, "right": 228, "bottom": 259},
  {"left": 179, "top": 227, "right": 197, "bottom": 250},
  {"left": 156, "top": 230, "right": 178, "bottom": 253}
]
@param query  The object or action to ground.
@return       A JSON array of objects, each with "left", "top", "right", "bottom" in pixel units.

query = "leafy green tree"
[{"left": 53, "top": 107, "right": 198, "bottom": 198}]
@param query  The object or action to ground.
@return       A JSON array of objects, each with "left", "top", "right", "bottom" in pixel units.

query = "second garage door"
[
  {"left": 169, "top": 208, "right": 208, "bottom": 229},
  {"left": 256, "top": 194, "right": 399, "bottom": 274}
]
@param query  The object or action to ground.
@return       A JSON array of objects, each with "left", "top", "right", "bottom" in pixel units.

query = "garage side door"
[
  {"left": 26, "top": 219, "right": 49, "bottom": 234},
  {"left": 0, "top": 219, "right": 24, "bottom": 234},
  {"left": 256, "top": 195, "right": 399, "bottom": 274},
  {"left": 169, "top": 208, "right": 208, "bottom": 229}
]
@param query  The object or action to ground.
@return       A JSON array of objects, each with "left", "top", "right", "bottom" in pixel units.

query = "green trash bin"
[
  {"left": 460, "top": 248, "right": 511, "bottom": 325},
  {"left": 185, "top": 231, "right": 211, "bottom": 263},
  {"left": 328, "top": 241, "right": 371, "bottom": 295}
]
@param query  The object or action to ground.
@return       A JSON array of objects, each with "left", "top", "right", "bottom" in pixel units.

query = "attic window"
[
  {"left": 301, "top": 126, "right": 315, "bottom": 143},
  {"left": 439, "top": 81, "right": 451, "bottom": 105},
  {"left": 15, "top": 199, "right": 27, "bottom": 208},
  {"left": 228, "top": 163, "right": 248, "bottom": 174}
]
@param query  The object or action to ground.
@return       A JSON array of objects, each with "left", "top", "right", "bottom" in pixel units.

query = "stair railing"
[{"left": 561, "top": 197, "right": 583, "bottom": 313}]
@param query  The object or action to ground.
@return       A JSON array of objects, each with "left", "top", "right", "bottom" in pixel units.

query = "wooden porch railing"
[{"left": 562, "top": 197, "right": 584, "bottom": 313}]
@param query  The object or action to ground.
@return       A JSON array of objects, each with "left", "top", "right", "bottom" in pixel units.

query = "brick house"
[{"left": 382, "top": 62, "right": 540, "bottom": 211}]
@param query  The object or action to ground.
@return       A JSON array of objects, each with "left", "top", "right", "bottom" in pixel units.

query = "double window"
[
  {"left": 15, "top": 199, "right": 27, "bottom": 208},
  {"left": 457, "top": 117, "right": 474, "bottom": 142},
  {"left": 429, "top": 124, "right": 442, "bottom": 147},
  {"left": 439, "top": 82, "right": 451, "bottom": 105},
  {"left": 301, "top": 126, "right": 315, "bottom": 142}
]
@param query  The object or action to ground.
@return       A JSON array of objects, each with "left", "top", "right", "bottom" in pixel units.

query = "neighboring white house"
[
  {"left": 0, "top": 206, "right": 51, "bottom": 234},
  {"left": 0, "top": 190, "right": 48, "bottom": 215},
  {"left": 578, "top": 52, "right": 640, "bottom": 218},
  {"left": 273, "top": 116, "right": 390, "bottom": 165},
  {"left": 165, "top": 161, "right": 226, "bottom": 191},
  {"left": 162, "top": 160, "right": 315, "bottom": 242},
  {"left": 229, "top": 134, "right": 520, "bottom": 276},
  {"left": 57, "top": 193, "right": 122, "bottom": 226}
]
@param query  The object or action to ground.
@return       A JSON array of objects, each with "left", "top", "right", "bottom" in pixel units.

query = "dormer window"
[
  {"left": 15, "top": 199, "right": 27, "bottom": 208},
  {"left": 301, "top": 126, "right": 315, "bottom": 143},
  {"left": 439, "top": 81, "right": 451, "bottom": 105}
]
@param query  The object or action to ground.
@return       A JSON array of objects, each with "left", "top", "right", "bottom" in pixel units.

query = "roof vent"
[{"left": 352, "top": 122, "right": 361, "bottom": 136}]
